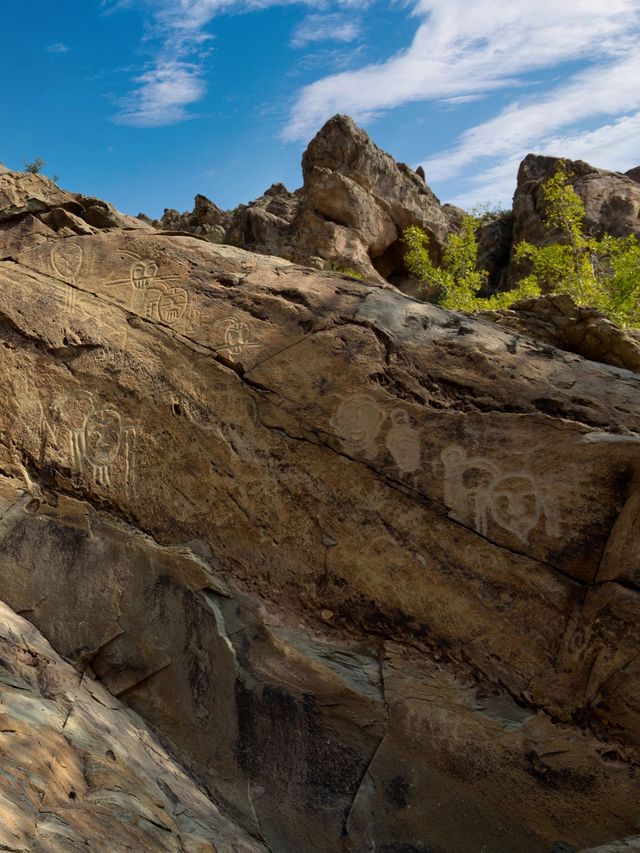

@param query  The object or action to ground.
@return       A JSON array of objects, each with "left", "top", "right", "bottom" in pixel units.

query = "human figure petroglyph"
[
  {"left": 213, "top": 316, "right": 259, "bottom": 356},
  {"left": 50, "top": 242, "right": 83, "bottom": 312},
  {"left": 441, "top": 446, "right": 552, "bottom": 544},
  {"left": 72, "top": 396, "right": 136, "bottom": 493},
  {"left": 40, "top": 391, "right": 136, "bottom": 495},
  {"left": 385, "top": 410, "right": 422, "bottom": 473}
]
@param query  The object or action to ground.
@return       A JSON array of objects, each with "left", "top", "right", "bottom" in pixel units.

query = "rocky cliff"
[
  {"left": 152, "top": 117, "right": 640, "bottom": 301},
  {"left": 155, "top": 115, "right": 462, "bottom": 286},
  {"left": 2, "top": 166, "right": 640, "bottom": 853}
]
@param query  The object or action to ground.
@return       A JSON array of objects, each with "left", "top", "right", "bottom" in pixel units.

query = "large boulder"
[
  {"left": 3, "top": 177, "right": 640, "bottom": 851},
  {"left": 506, "top": 154, "right": 640, "bottom": 286},
  {"left": 225, "top": 115, "right": 458, "bottom": 283}
]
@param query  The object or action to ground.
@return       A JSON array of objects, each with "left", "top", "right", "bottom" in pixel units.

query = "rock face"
[
  {"left": 187, "top": 115, "right": 459, "bottom": 284},
  {"left": 0, "top": 598, "right": 266, "bottom": 851},
  {"left": 506, "top": 154, "right": 640, "bottom": 286},
  {"left": 2, "top": 168, "right": 640, "bottom": 852},
  {"left": 481, "top": 293, "right": 640, "bottom": 373}
]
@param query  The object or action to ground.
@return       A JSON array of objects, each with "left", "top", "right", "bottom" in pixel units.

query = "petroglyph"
[
  {"left": 214, "top": 316, "right": 259, "bottom": 356},
  {"left": 40, "top": 391, "right": 136, "bottom": 495},
  {"left": 331, "top": 396, "right": 422, "bottom": 471},
  {"left": 441, "top": 447, "right": 554, "bottom": 544},
  {"left": 130, "top": 260, "right": 158, "bottom": 290},
  {"left": 385, "top": 410, "right": 422, "bottom": 474},
  {"left": 98, "top": 256, "right": 199, "bottom": 332},
  {"left": 331, "top": 396, "right": 387, "bottom": 460},
  {"left": 145, "top": 283, "right": 198, "bottom": 331},
  {"left": 50, "top": 242, "right": 83, "bottom": 312}
]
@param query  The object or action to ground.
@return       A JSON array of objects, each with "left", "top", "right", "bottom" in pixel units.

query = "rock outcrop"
[
  {"left": 480, "top": 293, "right": 640, "bottom": 373},
  {"left": 174, "top": 115, "right": 460, "bottom": 284},
  {"left": 0, "top": 171, "right": 150, "bottom": 259},
  {"left": 150, "top": 193, "right": 230, "bottom": 241},
  {"left": 504, "top": 154, "right": 640, "bottom": 286},
  {"left": 625, "top": 166, "right": 640, "bottom": 184},
  {"left": 0, "top": 599, "right": 266, "bottom": 852},
  {"left": 3, "top": 168, "right": 640, "bottom": 852}
]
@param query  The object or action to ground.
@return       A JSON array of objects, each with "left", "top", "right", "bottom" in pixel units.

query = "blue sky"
[{"left": 1, "top": 0, "right": 638, "bottom": 217}]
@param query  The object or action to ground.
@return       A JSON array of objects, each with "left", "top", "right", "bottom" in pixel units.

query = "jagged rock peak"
[
  {"left": 224, "top": 113, "right": 459, "bottom": 284},
  {"left": 302, "top": 113, "right": 439, "bottom": 200},
  {"left": 626, "top": 165, "right": 640, "bottom": 184}
]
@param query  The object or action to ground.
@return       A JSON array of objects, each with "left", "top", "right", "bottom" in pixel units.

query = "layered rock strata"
[
  {"left": 1, "top": 169, "right": 640, "bottom": 851},
  {"left": 0, "top": 599, "right": 267, "bottom": 851}
]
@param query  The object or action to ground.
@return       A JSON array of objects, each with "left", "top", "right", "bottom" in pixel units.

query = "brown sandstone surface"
[
  {"left": 0, "top": 598, "right": 267, "bottom": 851},
  {"left": 218, "top": 115, "right": 459, "bottom": 284},
  {"left": 1, "top": 168, "right": 640, "bottom": 851}
]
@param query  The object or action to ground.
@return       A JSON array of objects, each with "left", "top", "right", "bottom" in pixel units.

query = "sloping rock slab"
[
  {"left": 1, "top": 225, "right": 640, "bottom": 851},
  {"left": 0, "top": 598, "right": 266, "bottom": 852}
]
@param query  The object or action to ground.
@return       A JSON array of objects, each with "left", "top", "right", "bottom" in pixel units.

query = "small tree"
[
  {"left": 515, "top": 163, "right": 640, "bottom": 326},
  {"left": 404, "top": 215, "right": 540, "bottom": 312},
  {"left": 23, "top": 157, "right": 46, "bottom": 174}
]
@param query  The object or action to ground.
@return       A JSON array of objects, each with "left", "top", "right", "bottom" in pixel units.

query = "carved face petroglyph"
[
  {"left": 83, "top": 409, "right": 122, "bottom": 467},
  {"left": 331, "top": 396, "right": 387, "bottom": 459},
  {"left": 490, "top": 475, "right": 541, "bottom": 544},
  {"left": 51, "top": 242, "right": 83, "bottom": 282},
  {"left": 224, "top": 318, "right": 251, "bottom": 354},
  {"left": 158, "top": 287, "right": 189, "bottom": 324},
  {"left": 130, "top": 261, "right": 158, "bottom": 290}
]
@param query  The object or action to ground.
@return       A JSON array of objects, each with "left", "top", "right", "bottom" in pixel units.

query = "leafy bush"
[
  {"left": 404, "top": 163, "right": 640, "bottom": 326},
  {"left": 23, "top": 157, "right": 46, "bottom": 174},
  {"left": 404, "top": 216, "right": 539, "bottom": 312}
]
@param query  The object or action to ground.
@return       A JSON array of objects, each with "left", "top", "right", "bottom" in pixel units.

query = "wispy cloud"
[
  {"left": 112, "top": 0, "right": 370, "bottom": 127},
  {"left": 284, "top": 0, "right": 639, "bottom": 140},
  {"left": 291, "top": 13, "right": 360, "bottom": 48},
  {"left": 113, "top": 60, "right": 207, "bottom": 126},
  {"left": 423, "top": 47, "right": 640, "bottom": 181},
  {"left": 281, "top": 0, "right": 640, "bottom": 208},
  {"left": 46, "top": 42, "right": 70, "bottom": 54}
]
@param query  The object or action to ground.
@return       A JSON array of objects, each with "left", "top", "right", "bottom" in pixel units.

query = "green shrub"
[
  {"left": 404, "top": 163, "right": 640, "bottom": 325},
  {"left": 23, "top": 157, "right": 46, "bottom": 174},
  {"left": 404, "top": 216, "right": 539, "bottom": 312}
]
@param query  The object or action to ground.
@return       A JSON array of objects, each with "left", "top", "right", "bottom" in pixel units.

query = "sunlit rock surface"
[{"left": 1, "top": 168, "right": 640, "bottom": 851}]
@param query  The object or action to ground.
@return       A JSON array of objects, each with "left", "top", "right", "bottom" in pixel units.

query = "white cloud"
[
  {"left": 46, "top": 42, "right": 69, "bottom": 54},
  {"left": 445, "top": 111, "right": 640, "bottom": 211},
  {"left": 283, "top": 0, "right": 640, "bottom": 140},
  {"left": 113, "top": 61, "right": 206, "bottom": 127},
  {"left": 291, "top": 13, "right": 360, "bottom": 48},
  {"left": 113, "top": 0, "right": 361, "bottom": 127}
]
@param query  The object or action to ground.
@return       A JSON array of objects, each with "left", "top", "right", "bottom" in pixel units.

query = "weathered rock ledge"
[
  {"left": 2, "top": 168, "right": 640, "bottom": 852},
  {"left": 0, "top": 599, "right": 266, "bottom": 851}
]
